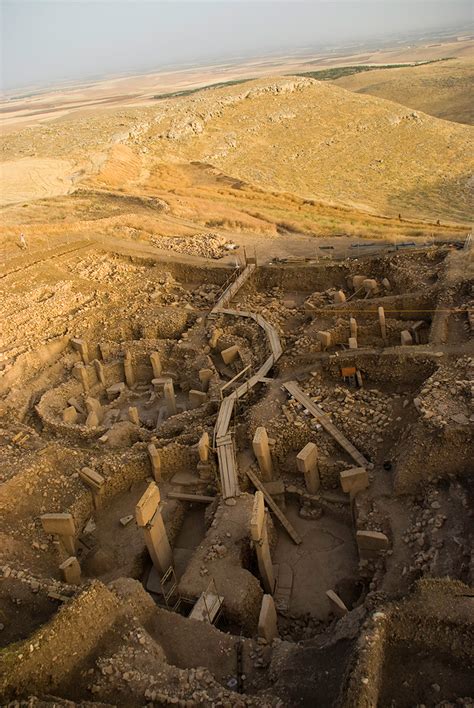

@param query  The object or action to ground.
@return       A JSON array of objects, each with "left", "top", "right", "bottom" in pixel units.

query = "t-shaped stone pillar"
[
  {"left": 378, "top": 306, "right": 386, "bottom": 340},
  {"left": 164, "top": 380, "right": 177, "bottom": 416},
  {"left": 41, "top": 513, "right": 76, "bottom": 557},
  {"left": 296, "top": 442, "right": 320, "bottom": 494},
  {"left": 123, "top": 351, "right": 135, "bottom": 388},
  {"left": 59, "top": 556, "right": 82, "bottom": 585},
  {"left": 136, "top": 482, "right": 173, "bottom": 576},
  {"left": 250, "top": 491, "right": 275, "bottom": 594},
  {"left": 79, "top": 467, "right": 105, "bottom": 510},
  {"left": 150, "top": 351, "right": 162, "bottom": 378},
  {"left": 147, "top": 443, "right": 161, "bottom": 481},
  {"left": 252, "top": 427, "right": 273, "bottom": 481}
]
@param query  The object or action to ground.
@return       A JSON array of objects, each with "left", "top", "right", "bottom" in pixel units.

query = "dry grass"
[{"left": 332, "top": 56, "right": 474, "bottom": 126}]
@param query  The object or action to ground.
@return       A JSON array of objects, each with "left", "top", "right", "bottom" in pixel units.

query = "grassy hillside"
[
  {"left": 331, "top": 56, "right": 474, "bottom": 125},
  {"left": 1, "top": 75, "right": 472, "bottom": 246}
]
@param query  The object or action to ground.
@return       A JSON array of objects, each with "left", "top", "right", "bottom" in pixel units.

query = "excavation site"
[
  {"left": 0, "top": 235, "right": 472, "bottom": 707},
  {"left": 1, "top": 10, "right": 474, "bottom": 705}
]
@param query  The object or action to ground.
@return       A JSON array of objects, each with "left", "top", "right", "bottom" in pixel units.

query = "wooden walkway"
[
  {"left": 283, "top": 380, "right": 370, "bottom": 469},
  {"left": 210, "top": 267, "right": 285, "bottom": 500},
  {"left": 211, "top": 264, "right": 256, "bottom": 314}
]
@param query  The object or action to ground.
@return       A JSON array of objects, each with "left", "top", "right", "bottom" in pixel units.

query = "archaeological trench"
[{"left": 0, "top": 240, "right": 472, "bottom": 707}]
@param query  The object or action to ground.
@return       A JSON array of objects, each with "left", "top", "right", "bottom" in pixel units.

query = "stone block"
[
  {"left": 41, "top": 513, "right": 76, "bottom": 537},
  {"left": 352, "top": 275, "right": 368, "bottom": 291},
  {"left": 79, "top": 467, "right": 105, "bottom": 491},
  {"left": 136, "top": 482, "right": 161, "bottom": 527},
  {"left": 106, "top": 382, "right": 125, "bottom": 401},
  {"left": 340, "top": 467, "right": 368, "bottom": 494},
  {"left": 363, "top": 278, "right": 378, "bottom": 294},
  {"left": 199, "top": 368, "right": 213, "bottom": 387},
  {"left": 316, "top": 331, "right": 331, "bottom": 350},
  {"left": 85, "top": 411, "right": 99, "bottom": 428},
  {"left": 128, "top": 406, "right": 140, "bottom": 425},
  {"left": 258, "top": 594, "right": 279, "bottom": 642},
  {"left": 85, "top": 397, "right": 102, "bottom": 421},
  {"left": 333, "top": 290, "right": 346, "bottom": 304},
  {"left": 189, "top": 389, "right": 208, "bottom": 408},
  {"left": 356, "top": 530, "right": 390, "bottom": 553},
  {"left": 381, "top": 277, "right": 391, "bottom": 290},
  {"left": 400, "top": 330, "right": 413, "bottom": 346},
  {"left": 62, "top": 406, "right": 78, "bottom": 424},
  {"left": 59, "top": 556, "right": 81, "bottom": 585},
  {"left": 221, "top": 345, "right": 239, "bottom": 365},
  {"left": 348, "top": 337, "right": 358, "bottom": 349}
]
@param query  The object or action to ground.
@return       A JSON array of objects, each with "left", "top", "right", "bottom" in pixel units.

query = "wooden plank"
[
  {"left": 283, "top": 381, "right": 370, "bottom": 468},
  {"left": 245, "top": 467, "right": 302, "bottom": 545},
  {"left": 167, "top": 492, "right": 215, "bottom": 503}
]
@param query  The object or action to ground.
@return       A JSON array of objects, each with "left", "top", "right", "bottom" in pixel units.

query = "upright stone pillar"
[
  {"left": 316, "top": 331, "right": 331, "bottom": 351},
  {"left": 136, "top": 482, "right": 173, "bottom": 576},
  {"left": 93, "top": 359, "right": 106, "bottom": 386},
  {"left": 79, "top": 467, "right": 105, "bottom": 510},
  {"left": 85, "top": 397, "right": 103, "bottom": 423},
  {"left": 75, "top": 363, "right": 89, "bottom": 395},
  {"left": 198, "top": 432, "right": 210, "bottom": 463},
  {"left": 150, "top": 352, "right": 162, "bottom": 378},
  {"left": 164, "top": 380, "right": 177, "bottom": 416},
  {"left": 252, "top": 427, "right": 273, "bottom": 481},
  {"left": 147, "top": 443, "right": 161, "bottom": 481},
  {"left": 350, "top": 317, "right": 358, "bottom": 339},
  {"left": 250, "top": 491, "right": 275, "bottom": 594},
  {"left": 296, "top": 442, "right": 320, "bottom": 494},
  {"left": 199, "top": 368, "right": 213, "bottom": 392},
  {"left": 59, "top": 556, "right": 82, "bottom": 585},
  {"left": 123, "top": 351, "right": 135, "bottom": 388},
  {"left": 41, "top": 513, "right": 76, "bottom": 557},
  {"left": 128, "top": 406, "right": 140, "bottom": 425},
  {"left": 71, "top": 338, "right": 89, "bottom": 364},
  {"left": 258, "top": 594, "right": 279, "bottom": 642},
  {"left": 378, "top": 306, "right": 386, "bottom": 340}
]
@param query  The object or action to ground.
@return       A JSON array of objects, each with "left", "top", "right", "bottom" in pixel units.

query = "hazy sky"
[{"left": 1, "top": 0, "right": 472, "bottom": 91}]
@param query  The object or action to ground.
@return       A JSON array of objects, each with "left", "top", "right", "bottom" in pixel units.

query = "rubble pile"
[
  {"left": 151, "top": 232, "right": 237, "bottom": 259},
  {"left": 413, "top": 356, "right": 473, "bottom": 429}
]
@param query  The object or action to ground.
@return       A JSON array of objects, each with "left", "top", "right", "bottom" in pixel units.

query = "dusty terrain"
[
  {"left": 0, "top": 33, "right": 473, "bottom": 708},
  {"left": 332, "top": 55, "right": 474, "bottom": 125}
]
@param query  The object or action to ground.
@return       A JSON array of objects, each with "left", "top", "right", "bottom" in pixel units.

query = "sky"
[{"left": 1, "top": 0, "right": 472, "bottom": 91}]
